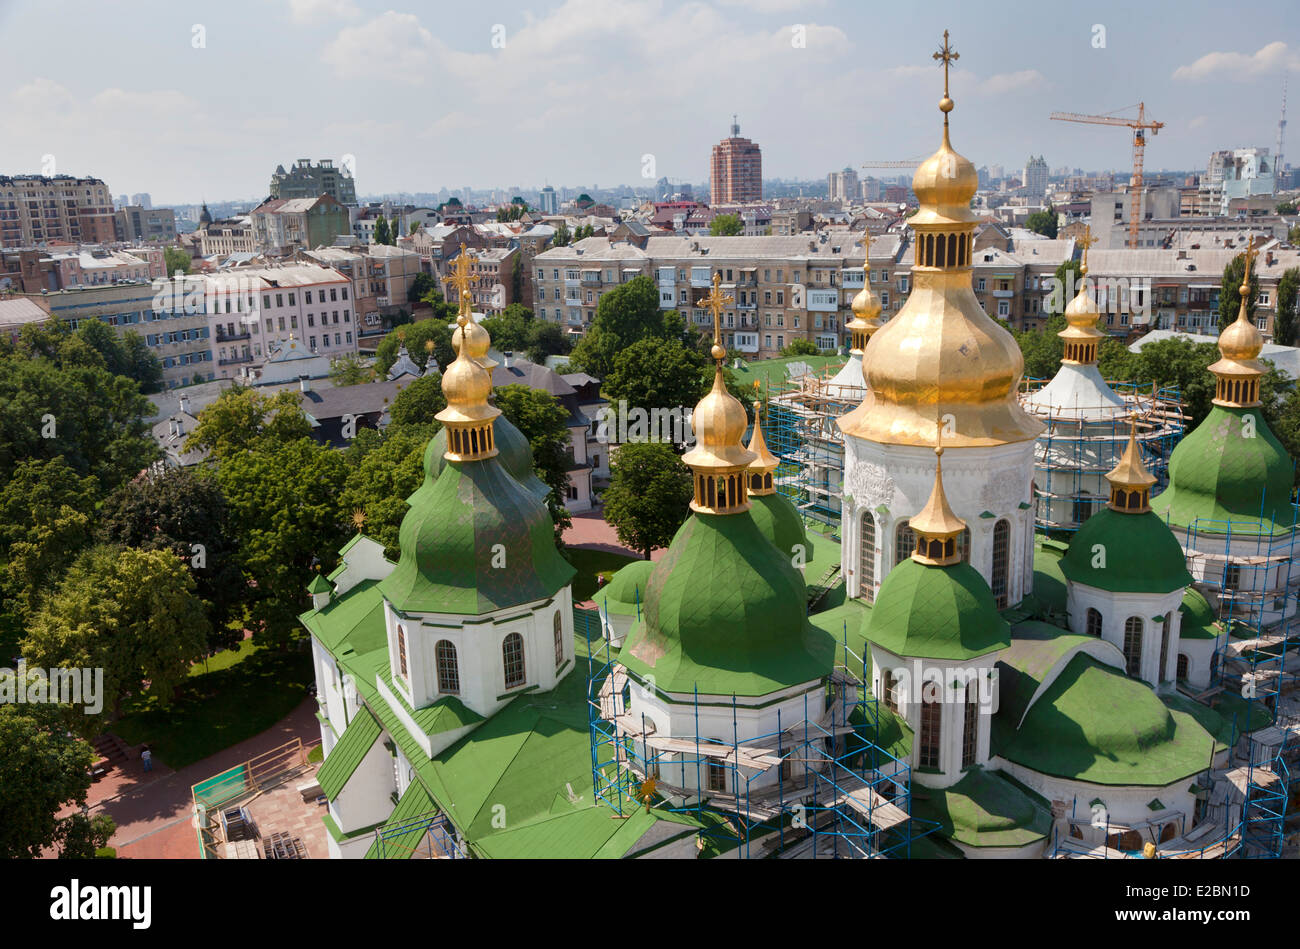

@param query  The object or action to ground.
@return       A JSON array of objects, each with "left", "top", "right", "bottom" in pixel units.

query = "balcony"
[
  {"left": 992, "top": 288, "right": 1015, "bottom": 298},
  {"left": 218, "top": 353, "right": 253, "bottom": 366},
  {"left": 215, "top": 329, "right": 251, "bottom": 342}
]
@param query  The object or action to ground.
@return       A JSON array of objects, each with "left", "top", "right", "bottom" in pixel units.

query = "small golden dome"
[
  {"left": 1105, "top": 418, "right": 1156, "bottom": 513},
  {"left": 851, "top": 282, "right": 882, "bottom": 323},
  {"left": 909, "top": 443, "right": 967, "bottom": 566},
  {"left": 1217, "top": 311, "right": 1264, "bottom": 362},
  {"left": 746, "top": 405, "right": 780, "bottom": 473},
  {"left": 450, "top": 314, "right": 498, "bottom": 369},
  {"left": 437, "top": 318, "right": 500, "bottom": 428},
  {"left": 684, "top": 369, "right": 754, "bottom": 470},
  {"left": 909, "top": 129, "right": 979, "bottom": 227}
]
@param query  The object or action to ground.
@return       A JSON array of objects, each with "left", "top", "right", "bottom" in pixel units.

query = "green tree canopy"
[
  {"left": 407, "top": 271, "right": 436, "bottom": 303},
  {"left": 525, "top": 320, "right": 572, "bottom": 364},
  {"left": 1025, "top": 209, "right": 1058, "bottom": 238},
  {"left": 388, "top": 372, "right": 447, "bottom": 427},
  {"left": 602, "top": 442, "right": 693, "bottom": 559},
  {"left": 373, "top": 216, "right": 391, "bottom": 246},
  {"left": 163, "top": 245, "right": 192, "bottom": 275},
  {"left": 0, "top": 702, "right": 95, "bottom": 858},
  {"left": 1219, "top": 251, "right": 1259, "bottom": 332},
  {"left": 603, "top": 336, "right": 707, "bottom": 416},
  {"left": 1273, "top": 267, "right": 1299, "bottom": 347},
  {"left": 1276, "top": 200, "right": 1297, "bottom": 215},
  {"left": 709, "top": 214, "right": 743, "bottom": 236},
  {"left": 374, "top": 317, "right": 455, "bottom": 377},
  {"left": 481, "top": 304, "right": 535, "bottom": 353},
  {"left": 184, "top": 386, "right": 311, "bottom": 462},
  {"left": 328, "top": 353, "right": 377, "bottom": 386},
  {"left": 781, "top": 338, "right": 819, "bottom": 356},
  {"left": 568, "top": 275, "right": 671, "bottom": 379},
  {"left": 493, "top": 383, "right": 572, "bottom": 536},
  {"left": 339, "top": 424, "right": 434, "bottom": 558},
  {"left": 552, "top": 221, "right": 572, "bottom": 247}
]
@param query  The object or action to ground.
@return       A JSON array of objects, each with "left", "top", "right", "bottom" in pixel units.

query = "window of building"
[
  {"left": 1123, "top": 617, "right": 1143, "bottom": 677},
  {"left": 1158, "top": 612, "right": 1171, "bottom": 683},
  {"left": 859, "top": 513, "right": 876, "bottom": 603},
  {"left": 553, "top": 611, "right": 564, "bottom": 670},
  {"left": 992, "top": 519, "right": 1010, "bottom": 609},
  {"left": 503, "top": 632, "right": 526, "bottom": 688},
  {"left": 436, "top": 640, "right": 459, "bottom": 694},
  {"left": 1223, "top": 564, "right": 1241, "bottom": 591},
  {"left": 1086, "top": 607, "right": 1102, "bottom": 637},
  {"left": 396, "top": 625, "right": 408, "bottom": 679},
  {"left": 883, "top": 668, "right": 899, "bottom": 712},
  {"left": 919, "top": 696, "right": 941, "bottom": 769},
  {"left": 707, "top": 760, "right": 727, "bottom": 792},
  {"left": 1177, "top": 653, "right": 1189, "bottom": 680},
  {"left": 961, "top": 685, "right": 978, "bottom": 768},
  {"left": 895, "top": 520, "right": 915, "bottom": 567}
]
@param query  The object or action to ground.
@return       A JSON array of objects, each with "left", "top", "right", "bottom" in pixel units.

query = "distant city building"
[
  {"left": 538, "top": 186, "right": 558, "bottom": 214},
  {"left": 0, "top": 174, "right": 117, "bottom": 246},
  {"left": 1022, "top": 156, "right": 1048, "bottom": 198},
  {"left": 710, "top": 116, "right": 762, "bottom": 204},
  {"left": 115, "top": 205, "right": 177, "bottom": 242},
  {"left": 827, "top": 167, "right": 859, "bottom": 203},
  {"left": 1217, "top": 147, "right": 1276, "bottom": 213},
  {"left": 250, "top": 195, "right": 352, "bottom": 255},
  {"left": 269, "top": 159, "right": 357, "bottom": 206},
  {"left": 130, "top": 192, "right": 152, "bottom": 209}
]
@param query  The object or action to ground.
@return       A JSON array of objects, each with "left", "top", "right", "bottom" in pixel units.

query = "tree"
[
  {"left": 709, "top": 214, "right": 743, "bottom": 236},
  {"left": 373, "top": 216, "right": 391, "bottom": 246},
  {"left": 481, "top": 304, "right": 534, "bottom": 354},
  {"left": 23, "top": 545, "right": 210, "bottom": 723},
  {"left": 71, "top": 321, "right": 162, "bottom": 393},
  {"left": 1267, "top": 384, "right": 1300, "bottom": 488},
  {"left": 602, "top": 442, "right": 693, "bottom": 559},
  {"left": 603, "top": 337, "right": 707, "bottom": 417},
  {"left": 1219, "top": 251, "right": 1259, "bottom": 332},
  {"left": 1273, "top": 267, "right": 1299, "bottom": 347},
  {"left": 57, "top": 813, "right": 116, "bottom": 859},
  {"left": 1025, "top": 209, "right": 1058, "bottom": 239},
  {"left": 217, "top": 438, "right": 350, "bottom": 647},
  {"left": 493, "top": 384, "right": 572, "bottom": 536},
  {"left": 1276, "top": 200, "right": 1297, "bottom": 215},
  {"left": 163, "top": 246, "right": 191, "bottom": 276},
  {"left": 329, "top": 354, "right": 377, "bottom": 386},
  {"left": 552, "top": 221, "right": 572, "bottom": 247},
  {"left": 388, "top": 373, "right": 447, "bottom": 427},
  {"left": 0, "top": 702, "right": 95, "bottom": 858},
  {"left": 1046, "top": 259, "right": 1083, "bottom": 317},
  {"left": 568, "top": 275, "right": 670, "bottom": 378},
  {"left": 339, "top": 425, "right": 434, "bottom": 557},
  {"left": 781, "top": 338, "right": 819, "bottom": 356},
  {"left": 374, "top": 318, "right": 455, "bottom": 376},
  {"left": 1290, "top": 224, "right": 1300, "bottom": 245},
  {"left": 525, "top": 320, "right": 572, "bottom": 364},
  {"left": 1016, "top": 313, "right": 1067, "bottom": 381},
  {"left": 184, "top": 386, "right": 311, "bottom": 462},
  {"left": 390, "top": 217, "right": 401, "bottom": 245},
  {"left": 97, "top": 467, "right": 244, "bottom": 651},
  {"left": 407, "top": 271, "right": 436, "bottom": 304}
]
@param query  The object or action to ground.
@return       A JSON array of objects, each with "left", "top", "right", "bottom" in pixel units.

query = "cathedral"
[{"left": 301, "top": 36, "right": 1295, "bottom": 859}]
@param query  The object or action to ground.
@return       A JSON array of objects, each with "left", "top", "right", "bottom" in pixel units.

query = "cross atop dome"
[
  {"left": 700, "top": 272, "right": 734, "bottom": 364},
  {"left": 443, "top": 243, "right": 480, "bottom": 317},
  {"left": 933, "top": 29, "right": 959, "bottom": 116}
]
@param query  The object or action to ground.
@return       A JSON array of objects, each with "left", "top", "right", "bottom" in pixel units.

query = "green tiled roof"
[
  {"left": 306, "top": 573, "right": 331, "bottom": 594},
  {"left": 911, "top": 767, "right": 1052, "bottom": 849},
  {"left": 363, "top": 781, "right": 436, "bottom": 859},
  {"left": 997, "top": 654, "right": 1215, "bottom": 786},
  {"left": 299, "top": 579, "right": 388, "bottom": 656},
  {"left": 317, "top": 706, "right": 382, "bottom": 798},
  {"left": 1151, "top": 404, "right": 1296, "bottom": 536},
  {"left": 376, "top": 667, "right": 485, "bottom": 736},
  {"left": 866, "top": 558, "right": 1010, "bottom": 661},
  {"left": 592, "top": 559, "right": 655, "bottom": 617},
  {"left": 996, "top": 621, "right": 1103, "bottom": 732},
  {"left": 1060, "top": 508, "right": 1192, "bottom": 594},
  {"left": 618, "top": 511, "right": 833, "bottom": 696},
  {"left": 747, "top": 491, "right": 812, "bottom": 563},
  {"left": 379, "top": 456, "right": 575, "bottom": 615},
  {"left": 1178, "top": 588, "right": 1221, "bottom": 640},
  {"left": 1159, "top": 692, "right": 1231, "bottom": 750},
  {"left": 425, "top": 416, "right": 551, "bottom": 502}
]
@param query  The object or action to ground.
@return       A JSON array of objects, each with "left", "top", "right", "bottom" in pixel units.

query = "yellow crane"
[{"left": 1049, "top": 103, "right": 1164, "bottom": 249}]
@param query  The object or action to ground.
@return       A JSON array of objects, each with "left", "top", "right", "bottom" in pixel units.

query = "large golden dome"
[
  {"left": 684, "top": 370, "right": 754, "bottom": 470},
  {"left": 838, "top": 58, "right": 1042, "bottom": 448},
  {"left": 437, "top": 319, "right": 499, "bottom": 427},
  {"left": 451, "top": 315, "right": 498, "bottom": 368}
]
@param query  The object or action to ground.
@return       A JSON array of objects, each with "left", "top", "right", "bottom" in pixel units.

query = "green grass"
[
  {"left": 730, "top": 353, "right": 847, "bottom": 391},
  {"left": 564, "top": 546, "right": 639, "bottom": 601},
  {"left": 307, "top": 744, "right": 323, "bottom": 764},
  {"left": 114, "top": 640, "right": 314, "bottom": 770}
]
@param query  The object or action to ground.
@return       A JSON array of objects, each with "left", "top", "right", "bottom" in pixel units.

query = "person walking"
[{"left": 141, "top": 745, "right": 153, "bottom": 773}]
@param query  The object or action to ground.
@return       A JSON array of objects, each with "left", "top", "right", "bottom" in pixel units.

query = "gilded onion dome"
[
  {"left": 1208, "top": 235, "right": 1265, "bottom": 408},
  {"left": 444, "top": 243, "right": 498, "bottom": 369},
  {"left": 838, "top": 32, "right": 1042, "bottom": 448},
  {"left": 435, "top": 313, "right": 500, "bottom": 460},
  {"left": 1059, "top": 226, "right": 1105, "bottom": 365},
  {"left": 745, "top": 403, "right": 780, "bottom": 496},
  {"left": 908, "top": 440, "right": 967, "bottom": 566},
  {"left": 847, "top": 231, "right": 883, "bottom": 354},
  {"left": 1105, "top": 417, "right": 1157, "bottom": 513},
  {"left": 682, "top": 273, "right": 756, "bottom": 514}
]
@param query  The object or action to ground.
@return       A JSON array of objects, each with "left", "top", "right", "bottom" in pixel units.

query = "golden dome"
[
  {"left": 850, "top": 283, "right": 882, "bottom": 322},
  {"left": 909, "top": 443, "right": 966, "bottom": 567},
  {"left": 837, "top": 33, "right": 1042, "bottom": 448},
  {"left": 684, "top": 369, "right": 754, "bottom": 470},
  {"left": 1207, "top": 237, "right": 1265, "bottom": 407},
  {"left": 746, "top": 404, "right": 780, "bottom": 473},
  {"left": 437, "top": 317, "right": 500, "bottom": 431},
  {"left": 1217, "top": 311, "right": 1264, "bottom": 362},
  {"left": 1058, "top": 227, "right": 1104, "bottom": 363},
  {"left": 1105, "top": 418, "right": 1156, "bottom": 513},
  {"left": 451, "top": 314, "right": 499, "bottom": 369}
]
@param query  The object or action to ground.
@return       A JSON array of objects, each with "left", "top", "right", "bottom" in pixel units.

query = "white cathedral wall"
[
  {"left": 311, "top": 635, "right": 347, "bottom": 750},
  {"left": 952, "top": 838, "right": 1049, "bottom": 859},
  {"left": 1066, "top": 583, "right": 1185, "bottom": 687},
  {"left": 1178, "top": 637, "right": 1218, "bottom": 692},
  {"left": 841, "top": 437, "right": 1037, "bottom": 604},
  {"left": 1167, "top": 525, "right": 1299, "bottom": 631},
  {"left": 327, "top": 734, "right": 397, "bottom": 841}
]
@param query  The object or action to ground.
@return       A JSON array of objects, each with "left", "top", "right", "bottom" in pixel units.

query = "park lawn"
[
  {"left": 565, "top": 546, "right": 640, "bottom": 601},
  {"left": 114, "top": 639, "right": 314, "bottom": 770}
]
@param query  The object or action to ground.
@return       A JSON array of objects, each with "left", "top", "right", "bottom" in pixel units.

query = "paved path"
[
  {"left": 563, "top": 508, "right": 666, "bottom": 562},
  {"left": 76, "top": 698, "right": 321, "bottom": 859}
]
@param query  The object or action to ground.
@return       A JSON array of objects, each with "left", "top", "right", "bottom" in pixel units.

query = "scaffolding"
[
  {"left": 1021, "top": 378, "right": 1187, "bottom": 536},
  {"left": 368, "top": 809, "right": 463, "bottom": 859},
  {"left": 583, "top": 607, "right": 935, "bottom": 858}
]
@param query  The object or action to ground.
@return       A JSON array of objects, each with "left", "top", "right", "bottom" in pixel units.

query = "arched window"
[
  {"left": 935, "top": 233, "right": 947, "bottom": 267},
  {"left": 957, "top": 526, "right": 972, "bottom": 563},
  {"left": 961, "top": 683, "right": 978, "bottom": 768},
  {"left": 959, "top": 233, "right": 968, "bottom": 265},
  {"left": 436, "top": 640, "right": 459, "bottom": 694},
  {"left": 919, "top": 695, "right": 942, "bottom": 770},
  {"left": 396, "top": 625, "right": 408, "bottom": 679},
  {"left": 882, "top": 668, "right": 899, "bottom": 712},
  {"left": 553, "top": 611, "right": 564, "bottom": 670},
  {"left": 1072, "top": 491, "right": 1094, "bottom": 526},
  {"left": 895, "top": 520, "right": 914, "bottom": 567},
  {"left": 1086, "top": 607, "right": 1102, "bottom": 637},
  {"left": 946, "top": 233, "right": 957, "bottom": 267},
  {"left": 750, "top": 472, "right": 763, "bottom": 491},
  {"left": 992, "top": 519, "right": 1010, "bottom": 608},
  {"left": 859, "top": 513, "right": 876, "bottom": 603},
  {"left": 764, "top": 473, "right": 773, "bottom": 490},
  {"left": 1177, "top": 654, "right": 1189, "bottom": 680},
  {"left": 503, "top": 632, "right": 526, "bottom": 688},
  {"left": 1158, "top": 612, "right": 1171, "bottom": 683},
  {"left": 1123, "top": 617, "right": 1143, "bottom": 678},
  {"left": 924, "top": 234, "right": 934, "bottom": 266}
]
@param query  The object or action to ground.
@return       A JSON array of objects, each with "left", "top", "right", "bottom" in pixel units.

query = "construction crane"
[{"left": 1050, "top": 103, "right": 1164, "bottom": 248}]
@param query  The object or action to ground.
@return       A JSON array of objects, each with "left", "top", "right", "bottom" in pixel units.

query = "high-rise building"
[
  {"left": 1022, "top": 155, "right": 1048, "bottom": 198},
  {"left": 710, "top": 116, "right": 762, "bottom": 204},
  {"left": 269, "top": 159, "right": 357, "bottom": 206},
  {"left": 130, "top": 192, "right": 152, "bottom": 209},
  {"left": 538, "top": 185, "right": 557, "bottom": 214},
  {"left": 827, "top": 167, "right": 859, "bottom": 203},
  {"left": 0, "top": 174, "right": 117, "bottom": 247}
]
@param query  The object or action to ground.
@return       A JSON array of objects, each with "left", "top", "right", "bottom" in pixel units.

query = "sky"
[{"left": 1, "top": 0, "right": 1297, "bottom": 204}]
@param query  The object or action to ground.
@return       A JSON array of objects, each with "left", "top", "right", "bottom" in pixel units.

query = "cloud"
[
  {"left": 287, "top": 0, "right": 359, "bottom": 23},
  {"left": 979, "top": 70, "right": 1045, "bottom": 95},
  {"left": 1189, "top": 115, "right": 1208, "bottom": 129},
  {"left": 716, "top": 0, "right": 828, "bottom": 12},
  {"left": 321, "top": 11, "right": 439, "bottom": 80},
  {"left": 1172, "top": 41, "right": 1300, "bottom": 81}
]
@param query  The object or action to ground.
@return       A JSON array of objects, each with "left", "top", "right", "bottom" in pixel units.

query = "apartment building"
[
  {"left": 709, "top": 118, "right": 762, "bottom": 204},
  {"left": 302, "top": 244, "right": 421, "bottom": 347},
  {"left": 443, "top": 245, "right": 519, "bottom": 315},
  {"left": 827, "top": 168, "right": 859, "bottom": 203},
  {"left": 198, "top": 217, "right": 256, "bottom": 257},
  {"left": 114, "top": 205, "right": 177, "bottom": 242},
  {"left": 269, "top": 159, "right": 357, "bottom": 206},
  {"left": 249, "top": 195, "right": 352, "bottom": 255},
  {"left": 45, "top": 246, "right": 165, "bottom": 286},
  {"left": 0, "top": 175, "right": 117, "bottom": 246}
]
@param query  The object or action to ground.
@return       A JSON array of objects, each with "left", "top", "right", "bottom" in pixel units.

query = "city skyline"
[{"left": 0, "top": 0, "right": 1297, "bottom": 204}]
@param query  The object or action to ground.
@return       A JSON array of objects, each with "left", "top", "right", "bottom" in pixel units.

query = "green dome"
[
  {"left": 747, "top": 492, "right": 812, "bottom": 562},
  {"left": 593, "top": 559, "right": 655, "bottom": 616},
  {"left": 997, "top": 654, "right": 1215, "bottom": 786},
  {"left": 1178, "top": 588, "right": 1220, "bottom": 640},
  {"left": 866, "top": 558, "right": 1010, "bottom": 661},
  {"left": 378, "top": 452, "right": 574, "bottom": 615},
  {"left": 618, "top": 512, "right": 833, "bottom": 696},
  {"left": 424, "top": 415, "right": 551, "bottom": 503},
  {"left": 910, "top": 768, "right": 1052, "bottom": 849},
  {"left": 1060, "top": 508, "right": 1192, "bottom": 595},
  {"left": 1151, "top": 405, "right": 1296, "bottom": 535}
]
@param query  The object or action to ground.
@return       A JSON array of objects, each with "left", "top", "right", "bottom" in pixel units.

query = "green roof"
[
  {"left": 747, "top": 492, "right": 812, "bottom": 563},
  {"left": 592, "top": 559, "right": 655, "bottom": 617},
  {"left": 1178, "top": 588, "right": 1221, "bottom": 641},
  {"left": 316, "top": 706, "right": 382, "bottom": 798},
  {"left": 866, "top": 558, "right": 1010, "bottom": 661},
  {"left": 1060, "top": 508, "right": 1192, "bottom": 594},
  {"left": 425, "top": 416, "right": 551, "bottom": 503},
  {"left": 1151, "top": 404, "right": 1297, "bottom": 536},
  {"left": 997, "top": 654, "right": 1216, "bottom": 786},
  {"left": 299, "top": 579, "right": 389, "bottom": 656},
  {"left": 376, "top": 667, "right": 485, "bottom": 736},
  {"left": 306, "top": 573, "right": 332, "bottom": 594},
  {"left": 378, "top": 455, "right": 574, "bottom": 615},
  {"left": 1029, "top": 540, "right": 1069, "bottom": 616},
  {"left": 1159, "top": 692, "right": 1232, "bottom": 750},
  {"left": 363, "top": 781, "right": 436, "bottom": 859},
  {"left": 618, "top": 511, "right": 833, "bottom": 696},
  {"left": 996, "top": 621, "right": 1106, "bottom": 731},
  {"left": 911, "top": 768, "right": 1053, "bottom": 848}
]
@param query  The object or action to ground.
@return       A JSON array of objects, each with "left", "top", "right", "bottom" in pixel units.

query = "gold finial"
[
  {"left": 1208, "top": 233, "right": 1265, "bottom": 406},
  {"left": 1240, "top": 234, "right": 1256, "bottom": 296},
  {"left": 425, "top": 339, "right": 434, "bottom": 352},
  {"left": 636, "top": 776, "right": 657, "bottom": 814},
  {"left": 700, "top": 272, "right": 733, "bottom": 364},
  {"left": 933, "top": 29, "right": 959, "bottom": 119},
  {"left": 443, "top": 242, "right": 480, "bottom": 318},
  {"left": 351, "top": 508, "right": 367, "bottom": 530},
  {"left": 1106, "top": 416, "right": 1156, "bottom": 513},
  {"left": 909, "top": 426, "right": 967, "bottom": 565},
  {"left": 1077, "top": 225, "right": 1096, "bottom": 276}
]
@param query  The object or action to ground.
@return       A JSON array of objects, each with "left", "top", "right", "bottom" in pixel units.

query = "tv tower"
[{"left": 1278, "top": 78, "right": 1288, "bottom": 189}]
